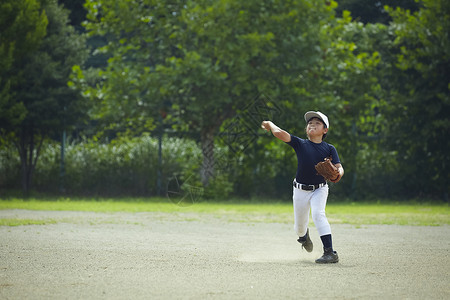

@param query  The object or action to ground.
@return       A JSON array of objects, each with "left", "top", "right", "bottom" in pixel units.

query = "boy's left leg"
[{"left": 310, "top": 186, "right": 339, "bottom": 263}]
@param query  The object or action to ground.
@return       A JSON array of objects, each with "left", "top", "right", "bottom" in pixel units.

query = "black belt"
[{"left": 293, "top": 180, "right": 326, "bottom": 191}]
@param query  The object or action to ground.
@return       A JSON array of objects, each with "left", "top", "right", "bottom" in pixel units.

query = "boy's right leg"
[
  {"left": 297, "top": 228, "right": 313, "bottom": 252},
  {"left": 293, "top": 187, "right": 312, "bottom": 251}
]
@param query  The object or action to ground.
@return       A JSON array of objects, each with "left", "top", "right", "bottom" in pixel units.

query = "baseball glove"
[{"left": 315, "top": 156, "right": 340, "bottom": 182}]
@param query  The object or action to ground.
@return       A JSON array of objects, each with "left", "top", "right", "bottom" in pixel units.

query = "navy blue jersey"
[{"left": 286, "top": 135, "right": 341, "bottom": 185}]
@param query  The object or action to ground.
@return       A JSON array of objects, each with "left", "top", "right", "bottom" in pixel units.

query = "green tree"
[
  {"left": 76, "top": 0, "right": 337, "bottom": 187},
  {"left": 1, "top": 0, "right": 89, "bottom": 195},
  {"left": 0, "top": 0, "right": 48, "bottom": 131},
  {"left": 303, "top": 1, "right": 448, "bottom": 200},
  {"left": 72, "top": 0, "right": 185, "bottom": 138},
  {"left": 381, "top": 0, "right": 450, "bottom": 199}
]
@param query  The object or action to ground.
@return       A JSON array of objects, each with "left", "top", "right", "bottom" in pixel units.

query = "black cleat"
[
  {"left": 315, "top": 247, "right": 339, "bottom": 264},
  {"left": 297, "top": 228, "right": 313, "bottom": 252}
]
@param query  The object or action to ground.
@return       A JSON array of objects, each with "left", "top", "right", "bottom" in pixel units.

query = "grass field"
[{"left": 0, "top": 197, "right": 448, "bottom": 226}]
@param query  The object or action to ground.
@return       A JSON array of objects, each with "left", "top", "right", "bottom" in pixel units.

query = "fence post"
[
  {"left": 156, "top": 114, "right": 163, "bottom": 196},
  {"left": 59, "top": 130, "right": 66, "bottom": 193}
]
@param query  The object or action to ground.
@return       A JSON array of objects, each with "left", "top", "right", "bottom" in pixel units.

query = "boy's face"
[{"left": 306, "top": 117, "right": 328, "bottom": 137}]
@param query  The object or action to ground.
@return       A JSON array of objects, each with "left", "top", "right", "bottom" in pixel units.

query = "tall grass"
[{"left": 1, "top": 135, "right": 204, "bottom": 197}]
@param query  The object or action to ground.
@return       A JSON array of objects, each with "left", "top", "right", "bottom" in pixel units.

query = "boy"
[{"left": 261, "top": 111, "right": 344, "bottom": 263}]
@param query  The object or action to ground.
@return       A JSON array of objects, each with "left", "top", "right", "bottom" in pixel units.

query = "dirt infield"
[{"left": 0, "top": 210, "right": 449, "bottom": 299}]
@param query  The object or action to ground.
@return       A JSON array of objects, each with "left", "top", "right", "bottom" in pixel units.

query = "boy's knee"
[{"left": 312, "top": 211, "right": 327, "bottom": 224}]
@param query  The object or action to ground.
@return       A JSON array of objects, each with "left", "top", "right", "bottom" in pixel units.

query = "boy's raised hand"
[{"left": 261, "top": 121, "right": 272, "bottom": 132}]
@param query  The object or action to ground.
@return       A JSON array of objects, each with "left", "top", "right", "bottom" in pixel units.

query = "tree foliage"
[
  {"left": 381, "top": 0, "right": 450, "bottom": 198},
  {"left": 1, "top": 0, "right": 88, "bottom": 195},
  {"left": 0, "top": 0, "right": 48, "bottom": 129},
  {"left": 1, "top": 0, "right": 448, "bottom": 200},
  {"left": 75, "top": 0, "right": 339, "bottom": 186}
]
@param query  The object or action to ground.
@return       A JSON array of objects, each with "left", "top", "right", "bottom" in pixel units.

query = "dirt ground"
[{"left": 0, "top": 209, "right": 449, "bottom": 300}]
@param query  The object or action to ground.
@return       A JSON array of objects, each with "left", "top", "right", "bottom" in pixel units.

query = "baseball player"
[{"left": 261, "top": 111, "right": 344, "bottom": 263}]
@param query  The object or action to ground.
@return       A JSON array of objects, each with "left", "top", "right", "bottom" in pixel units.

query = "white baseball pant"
[{"left": 292, "top": 184, "right": 331, "bottom": 237}]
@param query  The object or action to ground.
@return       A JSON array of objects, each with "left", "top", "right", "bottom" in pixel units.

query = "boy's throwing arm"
[{"left": 261, "top": 121, "right": 291, "bottom": 143}]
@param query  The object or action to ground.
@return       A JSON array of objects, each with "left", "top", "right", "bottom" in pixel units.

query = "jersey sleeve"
[
  {"left": 330, "top": 144, "right": 341, "bottom": 164},
  {"left": 286, "top": 134, "right": 301, "bottom": 148}
]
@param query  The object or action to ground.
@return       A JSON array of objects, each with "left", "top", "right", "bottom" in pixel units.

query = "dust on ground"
[{"left": 0, "top": 210, "right": 449, "bottom": 299}]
